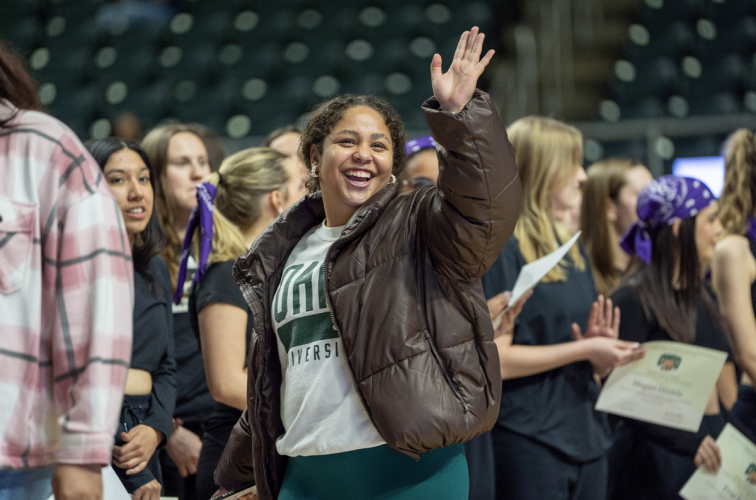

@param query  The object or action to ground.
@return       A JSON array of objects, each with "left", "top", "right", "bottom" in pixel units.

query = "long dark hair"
[
  {"left": 0, "top": 39, "right": 41, "bottom": 127},
  {"left": 624, "top": 216, "right": 718, "bottom": 343},
  {"left": 85, "top": 138, "right": 166, "bottom": 284}
]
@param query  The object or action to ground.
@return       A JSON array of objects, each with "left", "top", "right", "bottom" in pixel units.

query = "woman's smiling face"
[{"left": 311, "top": 105, "right": 394, "bottom": 227}]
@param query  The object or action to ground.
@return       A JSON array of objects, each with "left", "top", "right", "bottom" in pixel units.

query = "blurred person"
[
  {"left": 187, "top": 123, "right": 226, "bottom": 173},
  {"left": 142, "top": 124, "right": 214, "bottom": 500},
  {"left": 0, "top": 41, "right": 133, "bottom": 500},
  {"left": 481, "top": 116, "right": 643, "bottom": 500},
  {"left": 265, "top": 125, "right": 309, "bottom": 203},
  {"left": 174, "top": 147, "right": 305, "bottom": 500},
  {"left": 213, "top": 27, "right": 521, "bottom": 500},
  {"left": 96, "top": 0, "right": 176, "bottom": 31},
  {"left": 581, "top": 158, "right": 654, "bottom": 295},
  {"left": 87, "top": 138, "right": 177, "bottom": 500},
  {"left": 610, "top": 176, "right": 736, "bottom": 500},
  {"left": 112, "top": 111, "right": 143, "bottom": 142},
  {"left": 264, "top": 124, "right": 301, "bottom": 151},
  {"left": 399, "top": 136, "right": 439, "bottom": 193},
  {"left": 712, "top": 129, "right": 756, "bottom": 437}
]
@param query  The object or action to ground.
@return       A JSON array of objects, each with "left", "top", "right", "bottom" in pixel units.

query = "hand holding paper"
[
  {"left": 212, "top": 484, "right": 258, "bottom": 500},
  {"left": 492, "top": 231, "right": 581, "bottom": 330},
  {"left": 488, "top": 290, "right": 531, "bottom": 338},
  {"left": 680, "top": 424, "right": 756, "bottom": 500}
]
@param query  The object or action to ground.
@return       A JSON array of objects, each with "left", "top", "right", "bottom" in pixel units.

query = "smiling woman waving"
[{"left": 211, "top": 27, "right": 521, "bottom": 500}]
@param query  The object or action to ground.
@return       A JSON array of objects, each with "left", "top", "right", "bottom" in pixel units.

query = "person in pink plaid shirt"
[{"left": 0, "top": 42, "right": 133, "bottom": 500}]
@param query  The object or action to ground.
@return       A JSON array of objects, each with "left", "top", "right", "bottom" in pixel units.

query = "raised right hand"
[
  {"left": 430, "top": 26, "right": 495, "bottom": 113},
  {"left": 165, "top": 424, "right": 202, "bottom": 477},
  {"left": 695, "top": 435, "right": 722, "bottom": 472},
  {"left": 52, "top": 463, "right": 103, "bottom": 500}
]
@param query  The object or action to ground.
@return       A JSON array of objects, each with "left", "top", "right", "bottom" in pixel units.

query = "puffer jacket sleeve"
[
  {"left": 213, "top": 408, "right": 256, "bottom": 490},
  {"left": 419, "top": 89, "right": 521, "bottom": 283}
]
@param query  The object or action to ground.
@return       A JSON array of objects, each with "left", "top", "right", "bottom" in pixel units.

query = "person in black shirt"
[
  {"left": 580, "top": 158, "right": 653, "bottom": 296},
  {"left": 172, "top": 147, "right": 306, "bottom": 500},
  {"left": 142, "top": 124, "right": 215, "bottom": 500},
  {"left": 610, "top": 175, "right": 737, "bottom": 500},
  {"left": 87, "top": 138, "right": 177, "bottom": 500},
  {"left": 712, "top": 129, "right": 756, "bottom": 438},
  {"left": 480, "top": 117, "right": 643, "bottom": 500}
]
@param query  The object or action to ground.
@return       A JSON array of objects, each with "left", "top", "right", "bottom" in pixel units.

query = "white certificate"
[
  {"left": 595, "top": 340, "right": 727, "bottom": 432},
  {"left": 680, "top": 423, "right": 756, "bottom": 500},
  {"left": 492, "top": 230, "right": 581, "bottom": 329}
]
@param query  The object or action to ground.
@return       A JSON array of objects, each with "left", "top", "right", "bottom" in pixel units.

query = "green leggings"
[{"left": 278, "top": 443, "right": 468, "bottom": 500}]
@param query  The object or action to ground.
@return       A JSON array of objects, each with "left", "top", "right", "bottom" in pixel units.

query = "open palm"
[{"left": 431, "top": 26, "right": 495, "bottom": 113}]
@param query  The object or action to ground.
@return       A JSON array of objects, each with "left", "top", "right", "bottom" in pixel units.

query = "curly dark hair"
[{"left": 299, "top": 94, "right": 406, "bottom": 193}]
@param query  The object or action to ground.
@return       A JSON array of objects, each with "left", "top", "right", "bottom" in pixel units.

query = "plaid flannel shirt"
[{"left": 0, "top": 100, "right": 133, "bottom": 468}]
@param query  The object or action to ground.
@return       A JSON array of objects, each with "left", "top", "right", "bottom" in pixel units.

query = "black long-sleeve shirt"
[{"left": 131, "top": 256, "right": 177, "bottom": 441}]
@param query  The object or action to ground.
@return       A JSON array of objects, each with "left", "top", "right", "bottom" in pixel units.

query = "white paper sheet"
[
  {"left": 680, "top": 423, "right": 756, "bottom": 500},
  {"left": 492, "top": 231, "right": 582, "bottom": 330},
  {"left": 595, "top": 341, "right": 727, "bottom": 432}
]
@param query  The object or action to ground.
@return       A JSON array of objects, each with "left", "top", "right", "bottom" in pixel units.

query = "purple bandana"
[
  {"left": 172, "top": 182, "right": 217, "bottom": 305},
  {"left": 620, "top": 175, "right": 715, "bottom": 264},
  {"left": 748, "top": 217, "right": 756, "bottom": 242},
  {"left": 405, "top": 136, "right": 436, "bottom": 157}
]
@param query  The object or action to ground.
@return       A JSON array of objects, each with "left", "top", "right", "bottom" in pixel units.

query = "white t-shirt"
[{"left": 272, "top": 222, "right": 385, "bottom": 457}]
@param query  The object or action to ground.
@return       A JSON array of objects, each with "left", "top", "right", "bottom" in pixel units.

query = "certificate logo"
[
  {"left": 657, "top": 354, "right": 681, "bottom": 371},
  {"left": 747, "top": 464, "right": 756, "bottom": 484}
]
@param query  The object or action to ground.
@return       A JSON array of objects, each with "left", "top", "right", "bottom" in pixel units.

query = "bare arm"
[
  {"left": 717, "top": 362, "right": 738, "bottom": 410},
  {"left": 199, "top": 302, "right": 249, "bottom": 411},
  {"left": 492, "top": 294, "right": 642, "bottom": 380},
  {"left": 493, "top": 330, "right": 642, "bottom": 380},
  {"left": 712, "top": 236, "right": 756, "bottom": 383}
]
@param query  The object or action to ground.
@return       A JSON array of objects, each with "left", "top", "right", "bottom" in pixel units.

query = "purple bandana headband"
[
  {"left": 405, "top": 136, "right": 436, "bottom": 158},
  {"left": 748, "top": 217, "right": 756, "bottom": 242},
  {"left": 620, "top": 176, "right": 715, "bottom": 264},
  {"left": 173, "top": 182, "right": 217, "bottom": 305}
]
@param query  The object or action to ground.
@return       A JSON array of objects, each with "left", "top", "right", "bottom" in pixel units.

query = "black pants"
[
  {"left": 492, "top": 427, "right": 607, "bottom": 500},
  {"left": 113, "top": 395, "right": 163, "bottom": 493},
  {"left": 160, "top": 420, "right": 203, "bottom": 500},
  {"left": 731, "top": 385, "right": 756, "bottom": 437},
  {"left": 464, "top": 432, "right": 495, "bottom": 500},
  {"left": 196, "top": 431, "right": 230, "bottom": 500},
  {"left": 607, "top": 413, "right": 726, "bottom": 500}
]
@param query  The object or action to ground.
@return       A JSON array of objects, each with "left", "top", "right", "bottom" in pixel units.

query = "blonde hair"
[
  {"left": 192, "top": 147, "right": 289, "bottom": 265},
  {"left": 719, "top": 129, "right": 756, "bottom": 237},
  {"left": 142, "top": 124, "right": 208, "bottom": 291},
  {"left": 581, "top": 158, "right": 645, "bottom": 295},
  {"left": 509, "top": 116, "right": 585, "bottom": 282}
]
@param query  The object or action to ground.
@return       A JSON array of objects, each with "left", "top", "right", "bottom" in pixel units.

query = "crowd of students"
[{"left": 3, "top": 22, "right": 756, "bottom": 500}]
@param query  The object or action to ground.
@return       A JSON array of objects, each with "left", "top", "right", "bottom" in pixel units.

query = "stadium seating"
[{"left": 0, "top": 0, "right": 494, "bottom": 140}]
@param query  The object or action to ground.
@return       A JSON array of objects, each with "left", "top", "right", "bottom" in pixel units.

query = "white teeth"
[
  {"left": 127, "top": 208, "right": 144, "bottom": 213},
  {"left": 345, "top": 170, "right": 372, "bottom": 179}
]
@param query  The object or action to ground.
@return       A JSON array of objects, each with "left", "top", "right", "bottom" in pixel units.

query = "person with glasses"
[{"left": 399, "top": 136, "right": 439, "bottom": 193}]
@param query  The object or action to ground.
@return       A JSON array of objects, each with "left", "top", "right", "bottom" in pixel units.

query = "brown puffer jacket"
[{"left": 214, "top": 90, "right": 521, "bottom": 499}]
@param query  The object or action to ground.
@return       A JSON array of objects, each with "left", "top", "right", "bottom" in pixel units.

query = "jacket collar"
[{"left": 237, "top": 182, "right": 400, "bottom": 288}]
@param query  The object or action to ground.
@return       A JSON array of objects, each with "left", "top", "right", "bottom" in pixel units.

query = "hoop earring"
[
  {"left": 311, "top": 164, "right": 318, "bottom": 178},
  {"left": 390, "top": 174, "right": 397, "bottom": 184}
]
